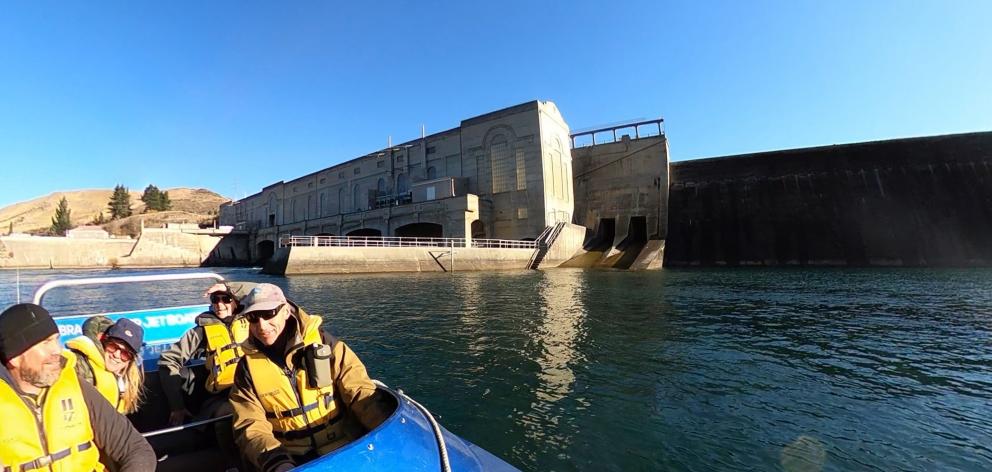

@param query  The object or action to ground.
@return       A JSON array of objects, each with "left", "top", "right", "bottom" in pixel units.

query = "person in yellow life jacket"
[
  {"left": 229, "top": 284, "right": 391, "bottom": 472},
  {"left": 66, "top": 316, "right": 146, "bottom": 414},
  {"left": 158, "top": 282, "right": 253, "bottom": 470},
  {"left": 0, "top": 303, "right": 155, "bottom": 472},
  {"left": 158, "top": 282, "right": 252, "bottom": 426}
]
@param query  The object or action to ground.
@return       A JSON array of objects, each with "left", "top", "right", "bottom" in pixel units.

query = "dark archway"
[
  {"left": 396, "top": 222, "right": 443, "bottom": 238},
  {"left": 256, "top": 240, "right": 275, "bottom": 262},
  {"left": 471, "top": 220, "right": 486, "bottom": 239},
  {"left": 346, "top": 228, "right": 382, "bottom": 237}
]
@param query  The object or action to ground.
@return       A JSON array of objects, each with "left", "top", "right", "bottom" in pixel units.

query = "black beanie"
[{"left": 0, "top": 303, "right": 59, "bottom": 364}]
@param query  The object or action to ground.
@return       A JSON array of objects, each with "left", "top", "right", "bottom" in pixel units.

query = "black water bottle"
[{"left": 306, "top": 343, "right": 333, "bottom": 388}]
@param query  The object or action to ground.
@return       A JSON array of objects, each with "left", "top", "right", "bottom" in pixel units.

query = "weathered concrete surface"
[
  {"left": 666, "top": 131, "right": 992, "bottom": 267},
  {"left": 0, "top": 228, "right": 250, "bottom": 269},
  {"left": 540, "top": 223, "right": 587, "bottom": 268},
  {"left": 567, "top": 135, "right": 669, "bottom": 269},
  {"left": 0, "top": 237, "right": 137, "bottom": 268},
  {"left": 265, "top": 246, "right": 535, "bottom": 275},
  {"left": 224, "top": 100, "right": 577, "bottom": 263}
]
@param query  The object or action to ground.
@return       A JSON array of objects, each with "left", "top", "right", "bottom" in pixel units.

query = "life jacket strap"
[
  {"left": 8, "top": 440, "right": 93, "bottom": 471},
  {"left": 265, "top": 394, "right": 333, "bottom": 419},
  {"left": 272, "top": 412, "right": 343, "bottom": 441}
]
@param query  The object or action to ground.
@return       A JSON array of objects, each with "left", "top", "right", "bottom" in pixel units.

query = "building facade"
[{"left": 220, "top": 101, "right": 576, "bottom": 260}]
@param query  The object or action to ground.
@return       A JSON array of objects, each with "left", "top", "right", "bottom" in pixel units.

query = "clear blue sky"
[{"left": 1, "top": 1, "right": 989, "bottom": 206}]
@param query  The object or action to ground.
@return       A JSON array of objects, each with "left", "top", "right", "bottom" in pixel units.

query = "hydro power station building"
[{"left": 219, "top": 100, "right": 669, "bottom": 273}]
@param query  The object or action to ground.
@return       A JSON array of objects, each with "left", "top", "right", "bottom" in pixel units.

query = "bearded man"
[{"left": 0, "top": 303, "right": 155, "bottom": 471}]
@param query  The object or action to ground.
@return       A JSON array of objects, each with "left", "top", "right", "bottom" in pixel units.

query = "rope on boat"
[
  {"left": 375, "top": 380, "right": 451, "bottom": 472},
  {"left": 142, "top": 414, "right": 233, "bottom": 438}
]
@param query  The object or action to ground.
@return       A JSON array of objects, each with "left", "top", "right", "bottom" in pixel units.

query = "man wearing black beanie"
[{"left": 0, "top": 303, "right": 156, "bottom": 472}]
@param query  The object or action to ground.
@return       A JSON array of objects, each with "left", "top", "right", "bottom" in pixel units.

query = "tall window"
[
  {"left": 337, "top": 187, "right": 344, "bottom": 214},
  {"left": 551, "top": 146, "right": 565, "bottom": 197},
  {"left": 397, "top": 173, "right": 409, "bottom": 194},
  {"left": 515, "top": 149, "right": 526, "bottom": 190},
  {"left": 319, "top": 192, "right": 326, "bottom": 216},
  {"left": 490, "top": 135, "right": 514, "bottom": 193},
  {"left": 377, "top": 178, "right": 386, "bottom": 195},
  {"left": 353, "top": 184, "right": 361, "bottom": 211},
  {"left": 427, "top": 166, "right": 437, "bottom": 180}
]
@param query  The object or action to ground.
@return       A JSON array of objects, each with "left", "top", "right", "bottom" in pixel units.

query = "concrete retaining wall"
[
  {"left": 0, "top": 237, "right": 137, "bottom": 268},
  {"left": 666, "top": 131, "right": 992, "bottom": 267},
  {"left": 0, "top": 229, "right": 250, "bottom": 269},
  {"left": 265, "top": 246, "right": 536, "bottom": 275}
]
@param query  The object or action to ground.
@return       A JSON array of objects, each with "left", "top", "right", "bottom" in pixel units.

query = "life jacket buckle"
[{"left": 36, "top": 455, "right": 53, "bottom": 466}]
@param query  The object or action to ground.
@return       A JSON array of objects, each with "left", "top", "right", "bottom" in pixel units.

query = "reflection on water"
[{"left": 2, "top": 267, "right": 992, "bottom": 471}]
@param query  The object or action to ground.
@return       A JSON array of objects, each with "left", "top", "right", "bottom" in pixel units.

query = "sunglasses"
[
  {"left": 210, "top": 293, "right": 234, "bottom": 304},
  {"left": 244, "top": 305, "right": 284, "bottom": 324},
  {"left": 104, "top": 340, "right": 135, "bottom": 362}
]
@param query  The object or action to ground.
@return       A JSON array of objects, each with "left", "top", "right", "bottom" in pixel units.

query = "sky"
[{"left": 1, "top": 1, "right": 990, "bottom": 206}]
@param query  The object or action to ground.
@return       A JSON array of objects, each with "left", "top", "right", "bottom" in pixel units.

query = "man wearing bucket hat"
[
  {"left": 229, "top": 283, "right": 390, "bottom": 472},
  {"left": 0, "top": 303, "right": 156, "bottom": 472}
]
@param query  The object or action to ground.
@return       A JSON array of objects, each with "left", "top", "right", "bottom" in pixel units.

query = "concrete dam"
[
  {"left": 219, "top": 101, "right": 669, "bottom": 274},
  {"left": 215, "top": 98, "right": 990, "bottom": 273},
  {"left": 665, "top": 131, "right": 992, "bottom": 267}
]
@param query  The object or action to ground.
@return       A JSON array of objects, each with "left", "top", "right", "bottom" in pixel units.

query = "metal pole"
[{"left": 450, "top": 238, "right": 454, "bottom": 272}]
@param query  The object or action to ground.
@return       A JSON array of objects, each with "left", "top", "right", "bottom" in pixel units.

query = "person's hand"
[
  {"left": 204, "top": 283, "right": 229, "bottom": 298},
  {"left": 168, "top": 408, "right": 192, "bottom": 426}
]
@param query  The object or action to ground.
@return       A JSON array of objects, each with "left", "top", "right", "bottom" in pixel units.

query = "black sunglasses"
[
  {"left": 210, "top": 293, "right": 233, "bottom": 304},
  {"left": 244, "top": 305, "right": 284, "bottom": 323}
]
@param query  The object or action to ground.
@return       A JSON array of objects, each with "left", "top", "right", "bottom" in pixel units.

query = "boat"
[{"left": 34, "top": 272, "right": 519, "bottom": 471}]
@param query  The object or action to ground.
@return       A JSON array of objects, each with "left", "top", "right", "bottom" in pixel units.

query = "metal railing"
[
  {"left": 570, "top": 118, "right": 664, "bottom": 148},
  {"left": 278, "top": 235, "right": 536, "bottom": 249}
]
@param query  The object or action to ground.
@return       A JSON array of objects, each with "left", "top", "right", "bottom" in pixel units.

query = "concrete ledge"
[{"left": 266, "top": 246, "right": 536, "bottom": 275}]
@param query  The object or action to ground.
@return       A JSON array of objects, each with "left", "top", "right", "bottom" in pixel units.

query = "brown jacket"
[{"left": 229, "top": 304, "right": 389, "bottom": 472}]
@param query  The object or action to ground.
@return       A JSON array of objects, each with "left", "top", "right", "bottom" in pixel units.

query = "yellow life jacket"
[
  {"left": 0, "top": 353, "right": 104, "bottom": 472},
  {"left": 244, "top": 313, "right": 349, "bottom": 457},
  {"left": 65, "top": 336, "right": 123, "bottom": 413},
  {"left": 201, "top": 316, "right": 250, "bottom": 393}
]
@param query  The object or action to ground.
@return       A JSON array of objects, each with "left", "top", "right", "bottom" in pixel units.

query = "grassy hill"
[{"left": 0, "top": 188, "right": 231, "bottom": 235}]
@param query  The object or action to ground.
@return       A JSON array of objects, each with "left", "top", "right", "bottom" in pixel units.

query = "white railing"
[{"left": 278, "top": 235, "right": 536, "bottom": 250}]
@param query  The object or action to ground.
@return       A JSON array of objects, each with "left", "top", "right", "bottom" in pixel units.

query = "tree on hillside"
[
  {"left": 108, "top": 185, "right": 133, "bottom": 220},
  {"left": 92, "top": 211, "right": 107, "bottom": 225},
  {"left": 141, "top": 185, "right": 173, "bottom": 212},
  {"left": 50, "top": 196, "right": 73, "bottom": 236},
  {"left": 7, "top": 221, "right": 12, "bottom": 235}
]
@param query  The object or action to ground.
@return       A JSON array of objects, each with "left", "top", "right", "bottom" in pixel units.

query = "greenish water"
[{"left": 3, "top": 267, "right": 992, "bottom": 471}]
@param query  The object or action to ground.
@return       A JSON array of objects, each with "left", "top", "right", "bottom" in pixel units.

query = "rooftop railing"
[
  {"left": 570, "top": 118, "right": 664, "bottom": 148},
  {"left": 278, "top": 235, "right": 536, "bottom": 249}
]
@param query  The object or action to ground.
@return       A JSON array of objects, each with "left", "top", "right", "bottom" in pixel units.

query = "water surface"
[{"left": 2, "top": 267, "right": 991, "bottom": 471}]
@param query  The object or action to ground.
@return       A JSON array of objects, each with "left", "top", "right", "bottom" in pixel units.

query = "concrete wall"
[
  {"left": 265, "top": 246, "right": 535, "bottom": 275},
  {"left": 221, "top": 100, "right": 573, "bottom": 245},
  {"left": 570, "top": 134, "right": 669, "bottom": 268},
  {"left": 0, "top": 237, "right": 137, "bottom": 268},
  {"left": 665, "top": 131, "right": 992, "bottom": 267},
  {"left": 540, "top": 223, "right": 588, "bottom": 268},
  {"left": 0, "top": 228, "right": 250, "bottom": 269}
]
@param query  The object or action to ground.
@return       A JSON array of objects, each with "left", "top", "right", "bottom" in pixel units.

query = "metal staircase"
[{"left": 528, "top": 222, "right": 566, "bottom": 270}]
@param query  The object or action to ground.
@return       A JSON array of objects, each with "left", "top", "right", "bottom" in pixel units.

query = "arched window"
[
  {"left": 489, "top": 135, "right": 514, "bottom": 193},
  {"left": 427, "top": 166, "right": 437, "bottom": 180},
  {"left": 377, "top": 178, "right": 386, "bottom": 195},
  {"left": 397, "top": 173, "right": 409, "bottom": 194},
  {"left": 337, "top": 187, "right": 345, "bottom": 214},
  {"left": 353, "top": 184, "right": 362, "bottom": 211}
]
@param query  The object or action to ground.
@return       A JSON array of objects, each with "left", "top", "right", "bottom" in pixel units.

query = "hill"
[{"left": 0, "top": 188, "right": 231, "bottom": 234}]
